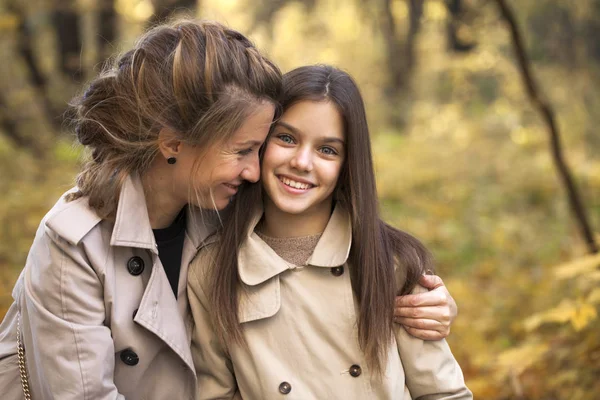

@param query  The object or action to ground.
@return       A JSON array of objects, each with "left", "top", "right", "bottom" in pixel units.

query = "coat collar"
[
  {"left": 110, "top": 175, "right": 221, "bottom": 253},
  {"left": 238, "top": 202, "right": 352, "bottom": 286},
  {"left": 110, "top": 174, "right": 156, "bottom": 251},
  {"left": 46, "top": 174, "right": 220, "bottom": 251}
]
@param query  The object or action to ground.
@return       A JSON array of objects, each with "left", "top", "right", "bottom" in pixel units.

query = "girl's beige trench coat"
[
  {"left": 0, "top": 175, "right": 218, "bottom": 400},
  {"left": 188, "top": 204, "right": 473, "bottom": 400}
]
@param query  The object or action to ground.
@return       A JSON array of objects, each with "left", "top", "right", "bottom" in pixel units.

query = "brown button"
[
  {"left": 349, "top": 364, "right": 362, "bottom": 377},
  {"left": 278, "top": 381, "right": 291, "bottom": 394},
  {"left": 127, "top": 256, "right": 145, "bottom": 276},
  {"left": 331, "top": 266, "right": 344, "bottom": 276}
]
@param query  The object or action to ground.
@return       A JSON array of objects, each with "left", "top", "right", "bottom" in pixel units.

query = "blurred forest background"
[{"left": 0, "top": 0, "right": 599, "bottom": 398}]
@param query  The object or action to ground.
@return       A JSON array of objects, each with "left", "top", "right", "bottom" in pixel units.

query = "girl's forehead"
[{"left": 279, "top": 101, "right": 343, "bottom": 134}]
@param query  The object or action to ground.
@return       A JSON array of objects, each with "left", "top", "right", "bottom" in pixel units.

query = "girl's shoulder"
[{"left": 188, "top": 232, "right": 222, "bottom": 286}]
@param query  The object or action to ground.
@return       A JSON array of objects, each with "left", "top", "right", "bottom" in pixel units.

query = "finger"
[
  {"left": 418, "top": 274, "right": 444, "bottom": 290},
  {"left": 395, "top": 290, "right": 449, "bottom": 308},
  {"left": 402, "top": 326, "right": 449, "bottom": 341},
  {"left": 393, "top": 317, "right": 445, "bottom": 332},
  {"left": 394, "top": 305, "right": 451, "bottom": 324}
]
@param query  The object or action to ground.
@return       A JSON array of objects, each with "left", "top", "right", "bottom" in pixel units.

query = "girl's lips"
[
  {"left": 277, "top": 174, "right": 315, "bottom": 188},
  {"left": 277, "top": 175, "right": 313, "bottom": 194}
]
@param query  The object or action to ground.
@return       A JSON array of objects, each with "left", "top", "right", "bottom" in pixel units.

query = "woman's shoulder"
[{"left": 42, "top": 187, "right": 103, "bottom": 246}]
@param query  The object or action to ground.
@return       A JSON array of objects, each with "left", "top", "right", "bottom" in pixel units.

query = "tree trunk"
[
  {"left": 495, "top": 0, "right": 598, "bottom": 254},
  {"left": 446, "top": 0, "right": 476, "bottom": 52},
  {"left": 53, "top": 1, "right": 83, "bottom": 82},
  {"left": 98, "top": 0, "right": 117, "bottom": 66},
  {"left": 379, "top": 0, "right": 423, "bottom": 127},
  {"left": 148, "top": 0, "right": 197, "bottom": 27}
]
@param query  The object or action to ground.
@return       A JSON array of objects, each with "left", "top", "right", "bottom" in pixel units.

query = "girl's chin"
[{"left": 269, "top": 198, "right": 310, "bottom": 215}]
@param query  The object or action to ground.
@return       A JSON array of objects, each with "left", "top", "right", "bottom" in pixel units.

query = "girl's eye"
[
  {"left": 277, "top": 133, "right": 295, "bottom": 144},
  {"left": 320, "top": 146, "right": 338, "bottom": 156}
]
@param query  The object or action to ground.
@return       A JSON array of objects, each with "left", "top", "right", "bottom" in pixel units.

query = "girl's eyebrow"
[
  {"left": 275, "top": 120, "right": 301, "bottom": 134},
  {"left": 322, "top": 137, "right": 345, "bottom": 146},
  {"left": 276, "top": 121, "right": 345, "bottom": 145}
]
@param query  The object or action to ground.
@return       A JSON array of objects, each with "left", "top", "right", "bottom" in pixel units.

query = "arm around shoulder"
[{"left": 395, "top": 286, "right": 472, "bottom": 400}]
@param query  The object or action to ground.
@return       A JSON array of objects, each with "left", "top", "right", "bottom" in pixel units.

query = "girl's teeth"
[{"left": 281, "top": 177, "right": 310, "bottom": 190}]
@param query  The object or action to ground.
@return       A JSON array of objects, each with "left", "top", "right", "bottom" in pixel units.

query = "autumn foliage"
[{"left": 1, "top": 0, "right": 599, "bottom": 398}]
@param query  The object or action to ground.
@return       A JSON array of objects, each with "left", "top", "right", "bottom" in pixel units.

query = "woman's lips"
[{"left": 222, "top": 183, "right": 239, "bottom": 194}]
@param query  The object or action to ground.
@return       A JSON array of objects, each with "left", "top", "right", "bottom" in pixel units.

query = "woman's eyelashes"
[{"left": 237, "top": 147, "right": 255, "bottom": 156}]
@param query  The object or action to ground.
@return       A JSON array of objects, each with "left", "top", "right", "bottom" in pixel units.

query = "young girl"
[{"left": 188, "top": 65, "right": 472, "bottom": 399}]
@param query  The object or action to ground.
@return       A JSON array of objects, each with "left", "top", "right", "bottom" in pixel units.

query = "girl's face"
[
  {"left": 261, "top": 100, "right": 345, "bottom": 219},
  {"left": 177, "top": 102, "right": 276, "bottom": 210}
]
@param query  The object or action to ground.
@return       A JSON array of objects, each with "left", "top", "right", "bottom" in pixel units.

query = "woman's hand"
[{"left": 394, "top": 274, "right": 458, "bottom": 341}]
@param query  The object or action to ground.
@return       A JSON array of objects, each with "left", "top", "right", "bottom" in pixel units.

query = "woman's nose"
[{"left": 241, "top": 153, "right": 261, "bottom": 183}]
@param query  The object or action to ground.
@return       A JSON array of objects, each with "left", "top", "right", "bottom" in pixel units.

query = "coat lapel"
[
  {"left": 134, "top": 253, "right": 195, "bottom": 372},
  {"left": 111, "top": 175, "right": 221, "bottom": 374}
]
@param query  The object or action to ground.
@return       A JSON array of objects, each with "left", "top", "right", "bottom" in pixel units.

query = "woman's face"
[
  {"left": 179, "top": 102, "right": 276, "bottom": 210},
  {"left": 261, "top": 100, "right": 345, "bottom": 219}
]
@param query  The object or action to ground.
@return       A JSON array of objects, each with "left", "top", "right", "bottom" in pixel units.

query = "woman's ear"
[{"left": 157, "top": 127, "right": 182, "bottom": 160}]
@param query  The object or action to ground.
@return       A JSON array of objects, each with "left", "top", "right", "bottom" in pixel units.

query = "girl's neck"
[
  {"left": 260, "top": 197, "right": 333, "bottom": 238},
  {"left": 141, "top": 162, "right": 186, "bottom": 229}
]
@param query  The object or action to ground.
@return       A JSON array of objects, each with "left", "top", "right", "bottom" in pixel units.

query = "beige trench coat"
[
  {"left": 0, "top": 175, "right": 218, "bottom": 400},
  {"left": 188, "top": 204, "right": 472, "bottom": 400}
]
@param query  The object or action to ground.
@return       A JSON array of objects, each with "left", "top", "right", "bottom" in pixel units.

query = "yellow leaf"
[
  {"left": 588, "top": 271, "right": 600, "bottom": 282},
  {"left": 554, "top": 253, "right": 600, "bottom": 280},
  {"left": 524, "top": 299, "right": 575, "bottom": 332},
  {"left": 497, "top": 343, "right": 549, "bottom": 375},
  {"left": 587, "top": 288, "right": 600, "bottom": 304},
  {"left": 0, "top": 14, "right": 20, "bottom": 31},
  {"left": 570, "top": 302, "right": 597, "bottom": 331}
]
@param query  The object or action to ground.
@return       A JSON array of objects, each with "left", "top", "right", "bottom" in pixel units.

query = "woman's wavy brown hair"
[
  {"left": 67, "top": 19, "right": 282, "bottom": 219},
  {"left": 210, "top": 65, "right": 433, "bottom": 377}
]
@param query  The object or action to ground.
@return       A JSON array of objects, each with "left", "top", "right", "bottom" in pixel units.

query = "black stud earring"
[{"left": 167, "top": 157, "right": 177, "bottom": 165}]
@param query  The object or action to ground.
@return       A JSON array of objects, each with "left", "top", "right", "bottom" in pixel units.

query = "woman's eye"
[
  {"left": 277, "top": 134, "right": 294, "bottom": 144},
  {"left": 237, "top": 148, "right": 253, "bottom": 156},
  {"left": 320, "top": 146, "right": 338, "bottom": 156}
]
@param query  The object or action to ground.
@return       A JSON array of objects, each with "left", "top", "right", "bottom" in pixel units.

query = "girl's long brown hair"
[
  {"left": 209, "top": 65, "right": 433, "bottom": 376},
  {"left": 67, "top": 19, "right": 281, "bottom": 219}
]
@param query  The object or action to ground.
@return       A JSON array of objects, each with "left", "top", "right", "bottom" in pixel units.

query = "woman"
[
  {"left": 0, "top": 19, "right": 281, "bottom": 399},
  {"left": 0, "top": 19, "right": 456, "bottom": 400},
  {"left": 188, "top": 65, "right": 471, "bottom": 399}
]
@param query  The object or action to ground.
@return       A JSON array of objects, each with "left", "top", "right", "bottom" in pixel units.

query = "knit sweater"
[{"left": 255, "top": 231, "right": 322, "bottom": 266}]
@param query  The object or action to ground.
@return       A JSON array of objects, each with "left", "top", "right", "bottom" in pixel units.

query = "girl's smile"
[{"left": 277, "top": 174, "right": 316, "bottom": 192}]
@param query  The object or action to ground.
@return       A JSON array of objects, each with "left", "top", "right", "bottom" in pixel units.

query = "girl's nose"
[{"left": 290, "top": 147, "right": 313, "bottom": 172}]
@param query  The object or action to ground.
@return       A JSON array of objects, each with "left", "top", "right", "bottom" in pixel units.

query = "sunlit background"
[{"left": 1, "top": 0, "right": 599, "bottom": 398}]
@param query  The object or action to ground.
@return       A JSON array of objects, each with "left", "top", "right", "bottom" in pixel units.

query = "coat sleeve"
[
  {"left": 19, "top": 222, "right": 124, "bottom": 400},
  {"left": 188, "top": 245, "right": 239, "bottom": 400},
  {"left": 395, "top": 285, "right": 472, "bottom": 400}
]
